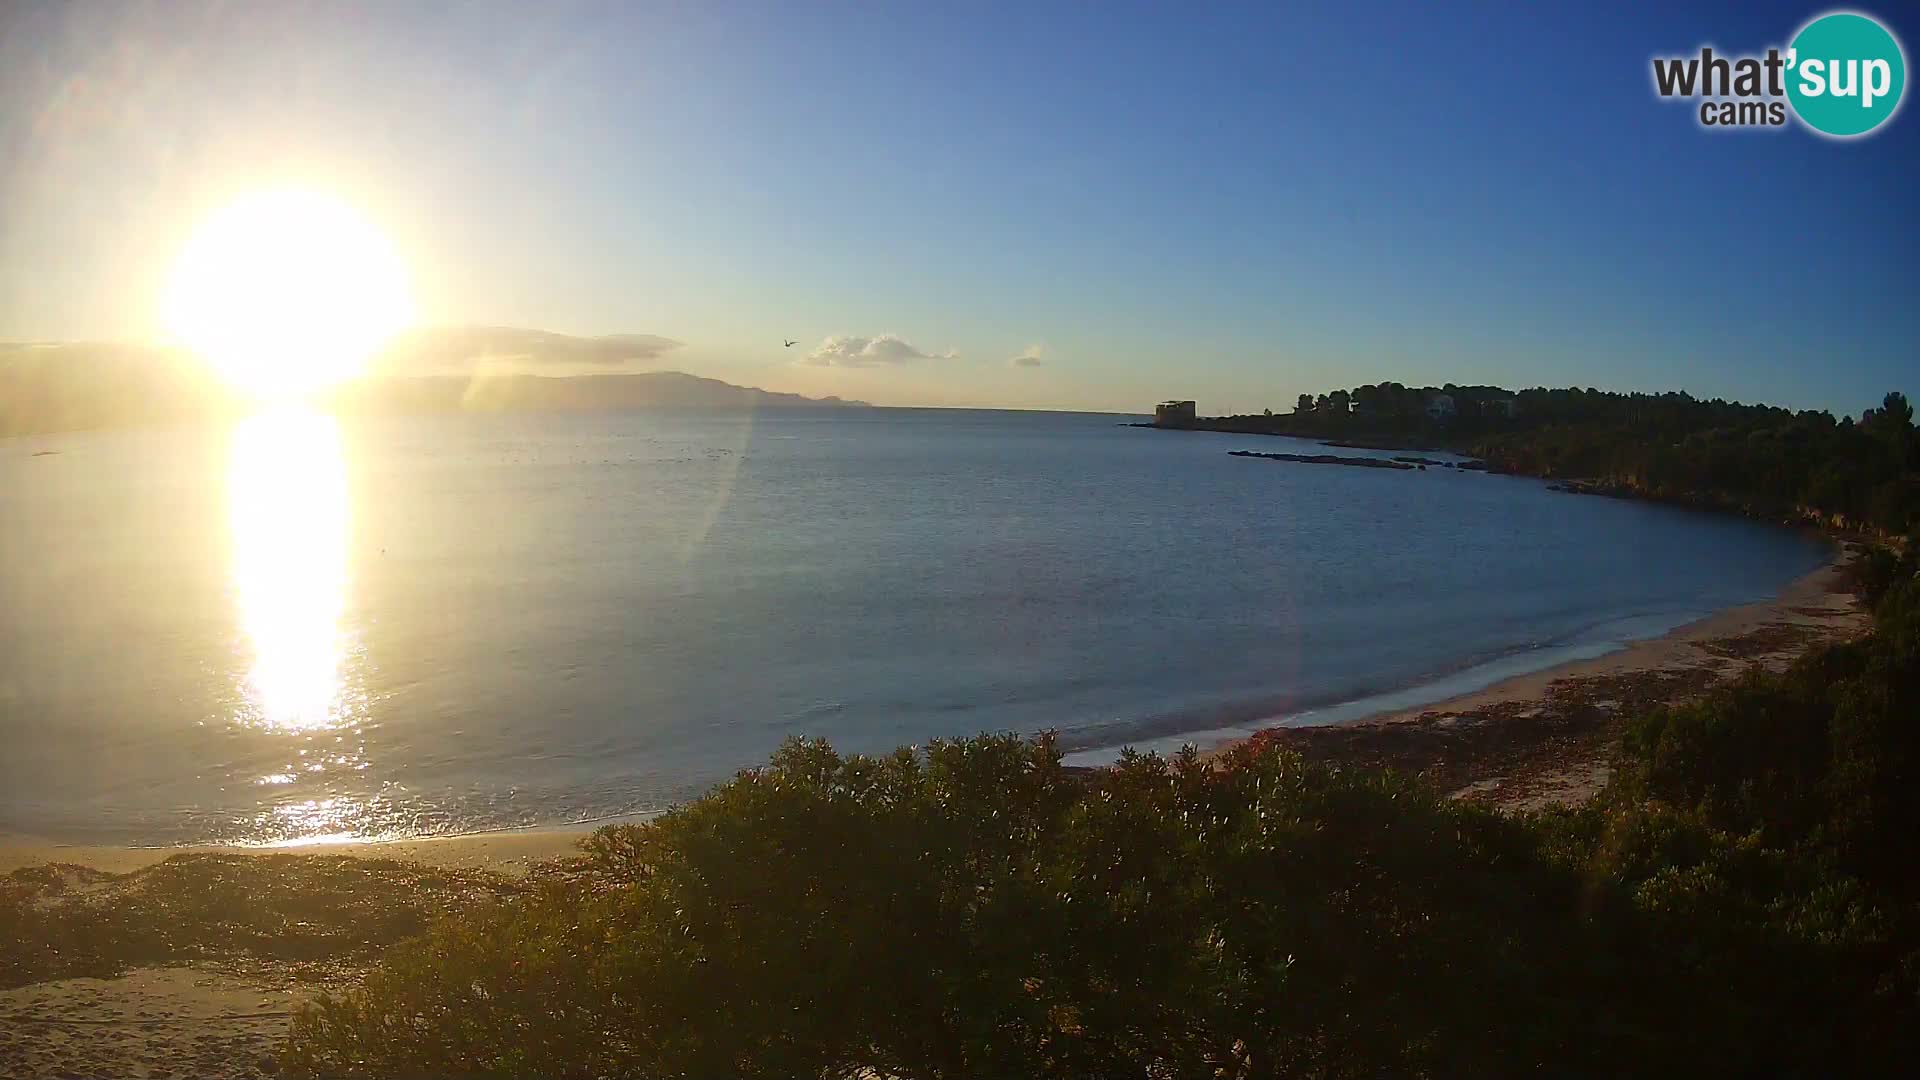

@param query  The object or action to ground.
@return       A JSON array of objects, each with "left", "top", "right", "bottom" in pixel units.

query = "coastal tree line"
[{"left": 1206, "top": 385, "right": 1919, "bottom": 536}]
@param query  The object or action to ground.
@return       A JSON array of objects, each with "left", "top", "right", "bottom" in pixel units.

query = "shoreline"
[
  {"left": 1060, "top": 537, "right": 1847, "bottom": 767},
  {"left": 1230, "top": 544, "right": 1868, "bottom": 810},
  {"left": 0, "top": 819, "right": 608, "bottom": 877},
  {"left": 1334, "top": 545, "right": 1855, "bottom": 729}
]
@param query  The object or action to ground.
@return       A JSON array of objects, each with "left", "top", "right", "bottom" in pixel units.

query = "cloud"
[
  {"left": 800, "top": 334, "right": 956, "bottom": 367},
  {"left": 1008, "top": 344, "right": 1044, "bottom": 368},
  {"left": 378, "top": 326, "right": 682, "bottom": 372}
]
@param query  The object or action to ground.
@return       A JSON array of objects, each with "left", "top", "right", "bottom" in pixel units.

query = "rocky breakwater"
[
  {"left": 1228, "top": 449, "right": 1416, "bottom": 470},
  {"left": 1391, "top": 455, "right": 1489, "bottom": 471}
]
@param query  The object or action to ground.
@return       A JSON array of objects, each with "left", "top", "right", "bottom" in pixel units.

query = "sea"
[{"left": 0, "top": 407, "right": 1831, "bottom": 846}]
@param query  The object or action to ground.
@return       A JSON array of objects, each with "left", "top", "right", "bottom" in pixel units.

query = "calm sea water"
[{"left": 1, "top": 408, "right": 1828, "bottom": 845}]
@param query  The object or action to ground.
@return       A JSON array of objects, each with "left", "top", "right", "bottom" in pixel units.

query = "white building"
[{"left": 1424, "top": 393, "right": 1456, "bottom": 420}]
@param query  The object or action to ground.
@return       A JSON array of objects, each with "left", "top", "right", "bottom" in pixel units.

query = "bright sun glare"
[{"left": 164, "top": 190, "right": 412, "bottom": 398}]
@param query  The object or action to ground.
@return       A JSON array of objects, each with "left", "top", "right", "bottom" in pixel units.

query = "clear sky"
[{"left": 1, "top": 1, "right": 1914, "bottom": 415}]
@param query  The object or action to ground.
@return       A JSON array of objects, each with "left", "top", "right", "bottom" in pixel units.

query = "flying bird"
[{"left": 784, "top": 339, "right": 797, "bottom": 348}]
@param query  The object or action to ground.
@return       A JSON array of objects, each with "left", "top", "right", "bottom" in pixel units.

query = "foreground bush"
[
  {"left": 281, "top": 742, "right": 1902, "bottom": 1076},
  {"left": 290, "top": 739, "right": 1569, "bottom": 1076}
]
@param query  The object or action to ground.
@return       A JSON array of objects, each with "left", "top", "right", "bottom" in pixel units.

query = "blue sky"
[{"left": 1, "top": 1, "right": 1914, "bottom": 414}]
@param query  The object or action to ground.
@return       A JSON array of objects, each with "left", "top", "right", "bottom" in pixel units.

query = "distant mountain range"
[
  {"left": 0, "top": 334, "right": 868, "bottom": 437},
  {"left": 334, "top": 370, "right": 869, "bottom": 415}
]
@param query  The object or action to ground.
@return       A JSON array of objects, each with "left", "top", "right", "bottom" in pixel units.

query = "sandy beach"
[
  {"left": 1240, "top": 541, "right": 1870, "bottom": 811},
  {"left": 0, "top": 827, "right": 597, "bottom": 1079}
]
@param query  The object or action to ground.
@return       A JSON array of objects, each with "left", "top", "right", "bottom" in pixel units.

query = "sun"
[{"left": 164, "top": 190, "right": 413, "bottom": 399}]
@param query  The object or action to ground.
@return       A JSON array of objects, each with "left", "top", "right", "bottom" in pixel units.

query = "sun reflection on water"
[
  {"left": 229, "top": 410, "right": 353, "bottom": 731},
  {"left": 225, "top": 410, "right": 390, "bottom": 842}
]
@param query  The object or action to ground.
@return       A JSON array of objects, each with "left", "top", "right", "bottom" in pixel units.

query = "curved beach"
[
  {"left": 1061, "top": 542, "right": 1860, "bottom": 769},
  {"left": 1228, "top": 545, "right": 1870, "bottom": 810}
]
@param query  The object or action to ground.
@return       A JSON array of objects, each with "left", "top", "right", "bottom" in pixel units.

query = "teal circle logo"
[{"left": 1787, "top": 12, "right": 1906, "bottom": 137}]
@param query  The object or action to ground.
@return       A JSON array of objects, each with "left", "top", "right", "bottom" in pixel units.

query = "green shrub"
[{"left": 289, "top": 733, "right": 1903, "bottom": 1078}]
